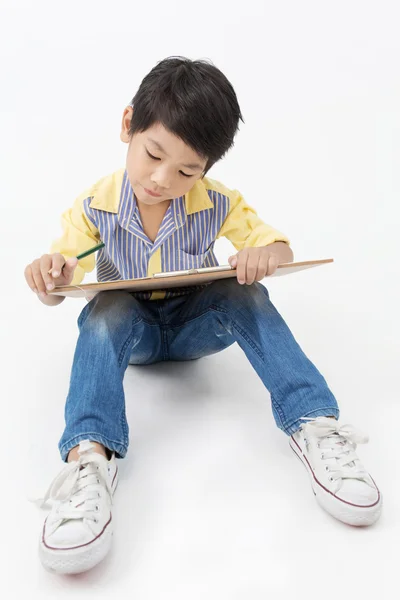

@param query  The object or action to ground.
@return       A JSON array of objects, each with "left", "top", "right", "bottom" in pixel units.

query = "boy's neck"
[
  {"left": 137, "top": 198, "right": 172, "bottom": 212},
  {"left": 136, "top": 198, "right": 172, "bottom": 243}
]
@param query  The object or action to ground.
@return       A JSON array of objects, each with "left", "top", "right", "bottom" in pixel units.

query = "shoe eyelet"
[
  {"left": 325, "top": 466, "right": 329, "bottom": 471},
  {"left": 321, "top": 453, "right": 324, "bottom": 459},
  {"left": 94, "top": 518, "right": 98, "bottom": 523},
  {"left": 329, "top": 476, "right": 334, "bottom": 482},
  {"left": 98, "top": 492, "right": 101, "bottom": 498},
  {"left": 95, "top": 505, "right": 99, "bottom": 511}
]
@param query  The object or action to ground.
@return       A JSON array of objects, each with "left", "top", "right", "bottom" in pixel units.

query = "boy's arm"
[
  {"left": 217, "top": 189, "right": 293, "bottom": 261},
  {"left": 50, "top": 193, "right": 100, "bottom": 286},
  {"left": 25, "top": 192, "right": 100, "bottom": 307},
  {"left": 216, "top": 189, "right": 293, "bottom": 285}
]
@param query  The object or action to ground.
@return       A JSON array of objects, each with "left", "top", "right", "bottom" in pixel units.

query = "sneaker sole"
[
  {"left": 39, "top": 470, "right": 119, "bottom": 574},
  {"left": 39, "top": 519, "right": 113, "bottom": 575},
  {"left": 289, "top": 436, "right": 382, "bottom": 526}
]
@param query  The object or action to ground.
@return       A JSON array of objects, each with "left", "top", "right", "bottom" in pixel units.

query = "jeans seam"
[
  {"left": 231, "top": 321, "right": 264, "bottom": 361},
  {"left": 209, "top": 305, "right": 264, "bottom": 361},
  {"left": 157, "top": 304, "right": 170, "bottom": 359},
  {"left": 270, "top": 394, "right": 286, "bottom": 430},
  {"left": 163, "top": 328, "right": 170, "bottom": 360},
  {"left": 119, "top": 407, "right": 129, "bottom": 446},
  {"left": 118, "top": 316, "right": 143, "bottom": 367}
]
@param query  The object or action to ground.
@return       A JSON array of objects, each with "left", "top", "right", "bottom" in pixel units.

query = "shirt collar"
[
  {"left": 184, "top": 178, "right": 214, "bottom": 214},
  {"left": 89, "top": 168, "right": 125, "bottom": 213},
  {"left": 118, "top": 170, "right": 136, "bottom": 229}
]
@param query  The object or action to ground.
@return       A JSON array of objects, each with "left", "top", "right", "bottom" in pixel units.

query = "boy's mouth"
[{"left": 143, "top": 187, "right": 162, "bottom": 198}]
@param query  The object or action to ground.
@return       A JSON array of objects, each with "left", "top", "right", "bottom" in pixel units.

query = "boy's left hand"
[{"left": 228, "top": 247, "right": 280, "bottom": 285}]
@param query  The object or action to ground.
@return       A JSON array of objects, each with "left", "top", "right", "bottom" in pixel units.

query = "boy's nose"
[{"left": 151, "top": 169, "right": 171, "bottom": 190}]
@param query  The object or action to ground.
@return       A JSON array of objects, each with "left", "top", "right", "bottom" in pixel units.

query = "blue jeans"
[{"left": 59, "top": 279, "right": 339, "bottom": 461}]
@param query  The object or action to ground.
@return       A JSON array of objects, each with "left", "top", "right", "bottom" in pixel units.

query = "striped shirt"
[{"left": 50, "top": 169, "right": 290, "bottom": 300}]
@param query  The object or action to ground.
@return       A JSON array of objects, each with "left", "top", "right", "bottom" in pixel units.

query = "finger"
[
  {"left": 266, "top": 254, "right": 280, "bottom": 276},
  {"left": 245, "top": 253, "right": 260, "bottom": 285},
  {"left": 50, "top": 253, "right": 66, "bottom": 278},
  {"left": 255, "top": 255, "right": 269, "bottom": 281},
  {"left": 236, "top": 251, "right": 248, "bottom": 285},
  {"left": 39, "top": 255, "right": 55, "bottom": 291},
  {"left": 236, "top": 252, "right": 247, "bottom": 284},
  {"left": 228, "top": 254, "right": 238, "bottom": 268},
  {"left": 31, "top": 261, "right": 47, "bottom": 296},
  {"left": 24, "top": 265, "right": 37, "bottom": 293},
  {"left": 60, "top": 257, "right": 78, "bottom": 283}
]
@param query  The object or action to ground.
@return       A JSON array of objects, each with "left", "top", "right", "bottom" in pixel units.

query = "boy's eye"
[
  {"left": 146, "top": 149, "right": 161, "bottom": 160},
  {"left": 147, "top": 148, "right": 193, "bottom": 177}
]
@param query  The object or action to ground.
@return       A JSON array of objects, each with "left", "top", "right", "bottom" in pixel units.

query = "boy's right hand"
[{"left": 24, "top": 253, "right": 78, "bottom": 300}]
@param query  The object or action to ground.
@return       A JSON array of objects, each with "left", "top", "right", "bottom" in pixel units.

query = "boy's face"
[{"left": 121, "top": 107, "right": 207, "bottom": 206}]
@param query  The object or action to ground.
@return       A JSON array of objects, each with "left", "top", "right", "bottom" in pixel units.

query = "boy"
[{"left": 25, "top": 57, "right": 382, "bottom": 575}]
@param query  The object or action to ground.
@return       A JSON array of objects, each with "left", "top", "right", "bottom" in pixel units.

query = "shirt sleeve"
[
  {"left": 50, "top": 193, "right": 100, "bottom": 286},
  {"left": 217, "top": 189, "right": 290, "bottom": 250}
]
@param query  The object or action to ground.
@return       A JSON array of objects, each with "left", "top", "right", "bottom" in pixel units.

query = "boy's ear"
[{"left": 120, "top": 105, "right": 133, "bottom": 143}]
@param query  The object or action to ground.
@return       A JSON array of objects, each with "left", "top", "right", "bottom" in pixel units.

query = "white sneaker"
[
  {"left": 289, "top": 417, "right": 382, "bottom": 526},
  {"left": 38, "top": 440, "right": 118, "bottom": 574}
]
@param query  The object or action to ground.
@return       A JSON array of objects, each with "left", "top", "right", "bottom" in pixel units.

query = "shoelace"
[
  {"left": 300, "top": 416, "right": 374, "bottom": 489},
  {"left": 33, "top": 449, "right": 113, "bottom": 523}
]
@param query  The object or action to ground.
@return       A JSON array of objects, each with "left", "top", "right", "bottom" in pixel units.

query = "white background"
[{"left": 0, "top": 0, "right": 399, "bottom": 597}]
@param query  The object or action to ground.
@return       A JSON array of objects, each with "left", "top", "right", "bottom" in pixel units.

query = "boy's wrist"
[{"left": 267, "top": 241, "right": 294, "bottom": 264}]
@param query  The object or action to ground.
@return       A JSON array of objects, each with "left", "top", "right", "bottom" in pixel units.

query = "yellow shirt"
[{"left": 51, "top": 169, "right": 290, "bottom": 300}]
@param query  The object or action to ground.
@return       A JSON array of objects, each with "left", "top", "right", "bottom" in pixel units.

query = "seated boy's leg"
[
  {"left": 58, "top": 291, "right": 161, "bottom": 462},
  {"left": 159, "top": 281, "right": 382, "bottom": 526},
  {"left": 167, "top": 278, "right": 339, "bottom": 435}
]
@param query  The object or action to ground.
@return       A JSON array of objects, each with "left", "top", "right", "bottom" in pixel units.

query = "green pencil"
[
  {"left": 48, "top": 242, "right": 105, "bottom": 275},
  {"left": 76, "top": 242, "right": 105, "bottom": 260}
]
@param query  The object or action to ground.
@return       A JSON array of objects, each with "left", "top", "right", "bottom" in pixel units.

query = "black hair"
[{"left": 129, "top": 56, "right": 244, "bottom": 173}]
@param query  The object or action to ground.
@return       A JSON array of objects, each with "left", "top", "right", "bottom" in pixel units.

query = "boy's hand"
[
  {"left": 228, "top": 247, "right": 280, "bottom": 285},
  {"left": 24, "top": 253, "right": 78, "bottom": 298}
]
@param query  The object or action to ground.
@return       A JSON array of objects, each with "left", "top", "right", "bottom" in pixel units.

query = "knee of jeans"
[
  {"left": 212, "top": 278, "right": 271, "bottom": 311},
  {"left": 78, "top": 291, "right": 140, "bottom": 334}
]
